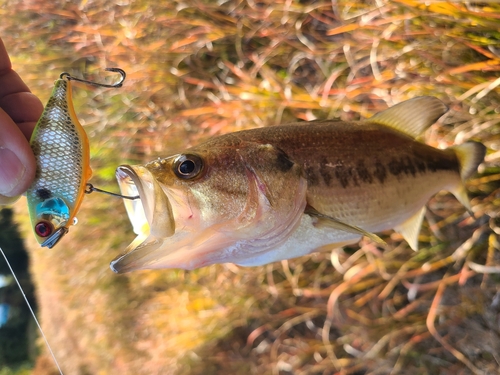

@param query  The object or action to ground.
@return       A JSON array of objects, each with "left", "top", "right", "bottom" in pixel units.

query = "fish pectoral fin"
[
  {"left": 368, "top": 96, "right": 448, "bottom": 138},
  {"left": 394, "top": 206, "right": 426, "bottom": 251},
  {"left": 305, "top": 206, "right": 386, "bottom": 245}
]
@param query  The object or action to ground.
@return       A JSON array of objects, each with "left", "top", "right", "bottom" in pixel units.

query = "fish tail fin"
[
  {"left": 450, "top": 141, "right": 486, "bottom": 213},
  {"left": 451, "top": 141, "right": 486, "bottom": 181}
]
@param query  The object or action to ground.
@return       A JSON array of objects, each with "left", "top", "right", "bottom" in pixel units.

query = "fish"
[
  {"left": 110, "top": 96, "right": 486, "bottom": 273},
  {"left": 26, "top": 74, "right": 93, "bottom": 248}
]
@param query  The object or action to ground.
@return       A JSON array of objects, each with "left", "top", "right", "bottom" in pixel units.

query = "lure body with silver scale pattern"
[{"left": 26, "top": 75, "right": 92, "bottom": 248}]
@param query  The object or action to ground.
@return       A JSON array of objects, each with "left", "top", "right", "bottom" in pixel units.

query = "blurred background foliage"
[{"left": 1, "top": 0, "right": 500, "bottom": 374}]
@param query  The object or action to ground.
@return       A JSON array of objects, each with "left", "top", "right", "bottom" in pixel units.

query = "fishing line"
[{"left": 0, "top": 245, "right": 64, "bottom": 375}]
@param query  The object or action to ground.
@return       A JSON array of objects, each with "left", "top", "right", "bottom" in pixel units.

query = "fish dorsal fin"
[
  {"left": 394, "top": 206, "right": 426, "bottom": 251},
  {"left": 305, "top": 206, "right": 386, "bottom": 246},
  {"left": 368, "top": 96, "right": 448, "bottom": 138}
]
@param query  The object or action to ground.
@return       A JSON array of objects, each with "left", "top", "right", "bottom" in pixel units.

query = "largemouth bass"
[{"left": 111, "top": 96, "right": 486, "bottom": 273}]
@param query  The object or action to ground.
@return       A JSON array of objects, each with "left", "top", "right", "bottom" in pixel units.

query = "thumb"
[{"left": 0, "top": 109, "right": 36, "bottom": 204}]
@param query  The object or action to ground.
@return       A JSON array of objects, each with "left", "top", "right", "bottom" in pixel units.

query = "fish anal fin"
[
  {"left": 451, "top": 183, "right": 473, "bottom": 215},
  {"left": 394, "top": 206, "right": 426, "bottom": 251},
  {"left": 305, "top": 206, "right": 386, "bottom": 246},
  {"left": 368, "top": 96, "right": 448, "bottom": 138}
]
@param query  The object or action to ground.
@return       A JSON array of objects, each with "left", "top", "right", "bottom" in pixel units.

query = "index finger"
[
  {"left": 0, "top": 38, "right": 43, "bottom": 139},
  {"left": 0, "top": 38, "right": 31, "bottom": 93}
]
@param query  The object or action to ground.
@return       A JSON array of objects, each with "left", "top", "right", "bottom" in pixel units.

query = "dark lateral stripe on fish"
[
  {"left": 306, "top": 153, "right": 458, "bottom": 188},
  {"left": 274, "top": 148, "right": 295, "bottom": 172},
  {"left": 373, "top": 161, "right": 387, "bottom": 184},
  {"left": 319, "top": 157, "right": 333, "bottom": 186},
  {"left": 355, "top": 160, "right": 373, "bottom": 184}
]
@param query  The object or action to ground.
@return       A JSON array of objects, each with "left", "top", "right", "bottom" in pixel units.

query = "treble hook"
[
  {"left": 85, "top": 183, "right": 139, "bottom": 200},
  {"left": 60, "top": 68, "right": 126, "bottom": 88}
]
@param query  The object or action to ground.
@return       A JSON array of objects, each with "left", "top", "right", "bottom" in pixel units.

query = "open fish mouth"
[
  {"left": 115, "top": 166, "right": 150, "bottom": 237},
  {"left": 111, "top": 165, "right": 175, "bottom": 273}
]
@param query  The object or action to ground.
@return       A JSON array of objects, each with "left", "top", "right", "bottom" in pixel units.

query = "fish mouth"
[
  {"left": 114, "top": 166, "right": 150, "bottom": 237},
  {"left": 111, "top": 164, "right": 217, "bottom": 273},
  {"left": 111, "top": 165, "right": 175, "bottom": 273}
]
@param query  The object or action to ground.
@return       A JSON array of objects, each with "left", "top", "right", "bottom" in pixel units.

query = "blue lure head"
[{"left": 34, "top": 197, "right": 70, "bottom": 248}]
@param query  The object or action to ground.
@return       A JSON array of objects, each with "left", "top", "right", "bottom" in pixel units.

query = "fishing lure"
[{"left": 26, "top": 68, "right": 131, "bottom": 248}]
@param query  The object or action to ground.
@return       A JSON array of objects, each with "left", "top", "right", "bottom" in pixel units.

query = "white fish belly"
[{"left": 235, "top": 214, "right": 360, "bottom": 266}]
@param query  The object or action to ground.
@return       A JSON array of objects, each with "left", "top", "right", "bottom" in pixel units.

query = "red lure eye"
[{"left": 35, "top": 222, "right": 53, "bottom": 238}]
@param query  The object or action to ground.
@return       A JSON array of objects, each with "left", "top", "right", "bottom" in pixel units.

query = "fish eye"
[
  {"left": 173, "top": 154, "right": 203, "bottom": 179},
  {"left": 35, "top": 221, "right": 53, "bottom": 238}
]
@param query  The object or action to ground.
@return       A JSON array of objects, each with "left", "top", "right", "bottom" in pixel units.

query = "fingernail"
[{"left": 0, "top": 147, "right": 26, "bottom": 196}]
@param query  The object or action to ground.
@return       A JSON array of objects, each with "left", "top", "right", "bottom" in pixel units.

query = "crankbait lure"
[{"left": 26, "top": 68, "right": 131, "bottom": 248}]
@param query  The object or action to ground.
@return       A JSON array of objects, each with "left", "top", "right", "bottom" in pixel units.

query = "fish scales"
[{"left": 110, "top": 96, "right": 486, "bottom": 272}]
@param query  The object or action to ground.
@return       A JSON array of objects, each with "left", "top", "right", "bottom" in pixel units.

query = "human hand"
[{"left": 0, "top": 37, "right": 43, "bottom": 205}]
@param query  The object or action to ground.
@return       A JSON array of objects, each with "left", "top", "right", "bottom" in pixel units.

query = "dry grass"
[{"left": 1, "top": 0, "right": 500, "bottom": 374}]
